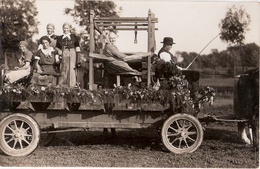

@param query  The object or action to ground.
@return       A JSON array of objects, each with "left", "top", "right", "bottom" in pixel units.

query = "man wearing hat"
[
  {"left": 158, "top": 37, "right": 176, "bottom": 63},
  {"left": 157, "top": 37, "right": 199, "bottom": 102}
]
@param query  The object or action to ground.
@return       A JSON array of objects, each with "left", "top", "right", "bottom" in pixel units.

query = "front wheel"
[
  {"left": 0, "top": 113, "right": 40, "bottom": 156},
  {"left": 161, "top": 113, "right": 203, "bottom": 154}
]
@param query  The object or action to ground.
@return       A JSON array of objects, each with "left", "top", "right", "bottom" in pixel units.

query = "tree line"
[{"left": 177, "top": 42, "right": 259, "bottom": 75}]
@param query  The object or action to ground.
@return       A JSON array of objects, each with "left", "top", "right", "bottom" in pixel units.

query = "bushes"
[{"left": 200, "top": 78, "right": 234, "bottom": 99}]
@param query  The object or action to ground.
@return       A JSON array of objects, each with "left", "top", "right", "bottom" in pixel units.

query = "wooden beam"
[
  {"left": 88, "top": 10, "right": 95, "bottom": 90},
  {"left": 147, "top": 9, "right": 152, "bottom": 87},
  {"left": 95, "top": 17, "right": 158, "bottom": 23},
  {"left": 101, "top": 27, "right": 158, "bottom": 31},
  {"left": 96, "top": 23, "right": 148, "bottom": 27}
]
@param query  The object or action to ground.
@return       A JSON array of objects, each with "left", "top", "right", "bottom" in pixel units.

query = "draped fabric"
[{"left": 5, "top": 49, "right": 33, "bottom": 83}]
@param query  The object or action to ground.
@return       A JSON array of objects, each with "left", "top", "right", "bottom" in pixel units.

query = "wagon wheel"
[
  {"left": 0, "top": 113, "right": 40, "bottom": 156},
  {"left": 161, "top": 113, "right": 203, "bottom": 154},
  {"left": 67, "top": 102, "right": 81, "bottom": 111},
  {"left": 31, "top": 102, "right": 51, "bottom": 111},
  {"left": 39, "top": 132, "right": 56, "bottom": 146}
]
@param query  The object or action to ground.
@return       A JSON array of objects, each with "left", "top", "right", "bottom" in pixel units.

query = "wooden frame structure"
[{"left": 88, "top": 9, "right": 158, "bottom": 90}]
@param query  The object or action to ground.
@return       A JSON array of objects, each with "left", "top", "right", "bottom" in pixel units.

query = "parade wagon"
[{"left": 0, "top": 10, "right": 256, "bottom": 157}]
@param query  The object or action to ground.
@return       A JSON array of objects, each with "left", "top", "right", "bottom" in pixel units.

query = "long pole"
[
  {"left": 147, "top": 9, "right": 152, "bottom": 87},
  {"left": 186, "top": 33, "right": 220, "bottom": 69},
  {"left": 89, "top": 10, "right": 94, "bottom": 90}
]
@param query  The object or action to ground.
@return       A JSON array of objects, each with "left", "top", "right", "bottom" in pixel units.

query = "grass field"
[
  {"left": 200, "top": 78, "right": 235, "bottom": 99},
  {"left": 200, "top": 77, "right": 235, "bottom": 87}
]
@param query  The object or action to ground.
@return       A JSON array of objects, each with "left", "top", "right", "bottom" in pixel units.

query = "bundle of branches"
[{"left": 153, "top": 59, "right": 181, "bottom": 79}]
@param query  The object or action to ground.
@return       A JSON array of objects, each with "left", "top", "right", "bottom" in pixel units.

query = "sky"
[{"left": 34, "top": 0, "right": 260, "bottom": 55}]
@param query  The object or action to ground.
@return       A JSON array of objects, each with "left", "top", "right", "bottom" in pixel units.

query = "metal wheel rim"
[
  {"left": 0, "top": 114, "right": 40, "bottom": 156},
  {"left": 162, "top": 114, "right": 203, "bottom": 154}
]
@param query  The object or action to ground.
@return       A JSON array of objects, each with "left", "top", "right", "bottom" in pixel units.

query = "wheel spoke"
[
  {"left": 22, "top": 138, "right": 30, "bottom": 145},
  {"left": 18, "top": 139, "right": 24, "bottom": 149},
  {"left": 14, "top": 120, "right": 18, "bottom": 130},
  {"left": 6, "top": 137, "right": 14, "bottom": 144},
  {"left": 20, "top": 121, "right": 24, "bottom": 129},
  {"left": 170, "top": 137, "right": 179, "bottom": 144},
  {"left": 169, "top": 126, "right": 178, "bottom": 133},
  {"left": 6, "top": 125, "right": 15, "bottom": 132},
  {"left": 183, "top": 138, "right": 190, "bottom": 148},
  {"left": 178, "top": 138, "right": 182, "bottom": 148},
  {"left": 186, "top": 136, "right": 195, "bottom": 142},
  {"left": 25, "top": 127, "right": 31, "bottom": 131},
  {"left": 24, "top": 133, "right": 33, "bottom": 137},
  {"left": 167, "top": 132, "right": 179, "bottom": 137},
  {"left": 187, "top": 131, "right": 197, "bottom": 136},
  {"left": 185, "top": 122, "right": 193, "bottom": 130},
  {"left": 175, "top": 120, "right": 181, "bottom": 129},
  {"left": 12, "top": 139, "right": 18, "bottom": 149},
  {"left": 4, "top": 133, "right": 14, "bottom": 136}
]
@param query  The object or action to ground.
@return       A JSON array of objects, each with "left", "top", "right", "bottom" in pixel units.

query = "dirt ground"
[
  {"left": 0, "top": 123, "right": 258, "bottom": 168},
  {"left": 0, "top": 101, "right": 259, "bottom": 168}
]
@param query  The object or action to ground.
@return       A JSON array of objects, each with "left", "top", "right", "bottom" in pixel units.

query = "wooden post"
[
  {"left": 116, "top": 75, "right": 120, "bottom": 86},
  {"left": 89, "top": 10, "right": 95, "bottom": 90},
  {"left": 147, "top": 9, "right": 152, "bottom": 87}
]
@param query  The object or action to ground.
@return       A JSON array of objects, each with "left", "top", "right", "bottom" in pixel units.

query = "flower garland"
[{"left": 0, "top": 75, "right": 215, "bottom": 114}]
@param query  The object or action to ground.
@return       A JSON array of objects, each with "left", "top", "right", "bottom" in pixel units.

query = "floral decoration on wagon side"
[{"left": 0, "top": 74, "right": 215, "bottom": 113}]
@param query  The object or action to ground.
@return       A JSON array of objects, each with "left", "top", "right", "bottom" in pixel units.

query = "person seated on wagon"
[
  {"left": 31, "top": 36, "right": 60, "bottom": 86},
  {"left": 156, "top": 37, "right": 183, "bottom": 77},
  {"left": 156, "top": 37, "right": 199, "bottom": 100},
  {"left": 103, "top": 31, "right": 143, "bottom": 76},
  {"left": 4, "top": 41, "right": 33, "bottom": 84}
]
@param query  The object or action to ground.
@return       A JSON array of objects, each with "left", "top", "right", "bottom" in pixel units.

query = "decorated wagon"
[{"left": 0, "top": 10, "right": 216, "bottom": 157}]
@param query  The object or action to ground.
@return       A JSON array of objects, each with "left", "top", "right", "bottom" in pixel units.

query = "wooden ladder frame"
[{"left": 88, "top": 9, "right": 158, "bottom": 90}]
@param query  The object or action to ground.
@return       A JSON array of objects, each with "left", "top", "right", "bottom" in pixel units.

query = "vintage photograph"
[{"left": 0, "top": 0, "right": 259, "bottom": 168}]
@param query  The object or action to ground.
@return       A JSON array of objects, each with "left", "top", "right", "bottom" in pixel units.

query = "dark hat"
[
  {"left": 161, "top": 37, "right": 175, "bottom": 45},
  {"left": 39, "top": 36, "right": 51, "bottom": 44}
]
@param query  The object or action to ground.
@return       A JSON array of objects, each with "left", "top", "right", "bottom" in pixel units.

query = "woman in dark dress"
[{"left": 31, "top": 36, "right": 60, "bottom": 85}]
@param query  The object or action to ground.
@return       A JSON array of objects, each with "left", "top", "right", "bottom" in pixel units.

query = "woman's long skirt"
[{"left": 59, "top": 49, "right": 77, "bottom": 87}]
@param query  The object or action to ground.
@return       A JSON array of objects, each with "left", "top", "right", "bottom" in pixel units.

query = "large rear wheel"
[
  {"left": 0, "top": 113, "right": 40, "bottom": 156},
  {"left": 161, "top": 113, "right": 203, "bottom": 154}
]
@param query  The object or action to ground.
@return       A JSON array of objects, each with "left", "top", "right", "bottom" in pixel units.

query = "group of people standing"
[
  {"left": 5, "top": 22, "right": 82, "bottom": 87},
  {"left": 4, "top": 20, "right": 184, "bottom": 89}
]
